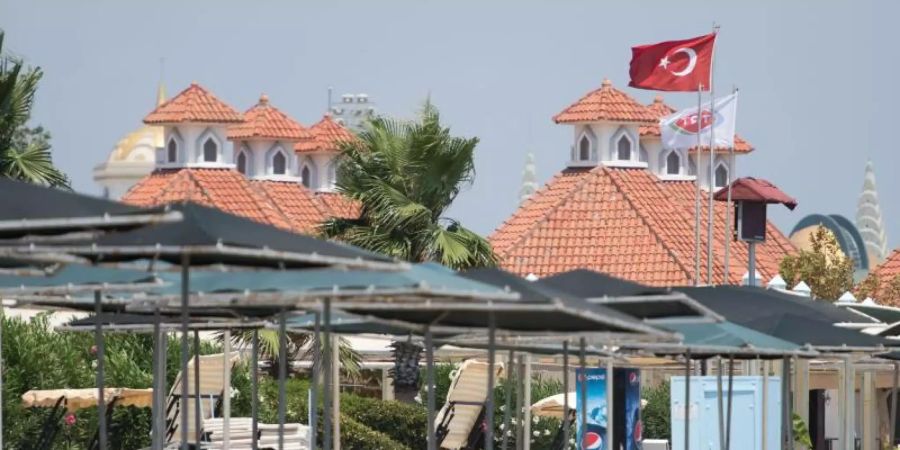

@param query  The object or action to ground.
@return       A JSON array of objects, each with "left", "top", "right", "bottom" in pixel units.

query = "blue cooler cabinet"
[{"left": 669, "top": 376, "right": 781, "bottom": 450}]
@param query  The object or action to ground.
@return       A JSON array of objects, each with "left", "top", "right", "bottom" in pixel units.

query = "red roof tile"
[
  {"left": 121, "top": 168, "right": 327, "bottom": 233},
  {"left": 490, "top": 166, "right": 795, "bottom": 286},
  {"left": 316, "top": 192, "right": 361, "bottom": 219},
  {"left": 639, "top": 96, "right": 754, "bottom": 154},
  {"left": 553, "top": 79, "right": 657, "bottom": 124},
  {"left": 865, "top": 249, "right": 900, "bottom": 305},
  {"left": 295, "top": 115, "right": 357, "bottom": 153},
  {"left": 227, "top": 95, "right": 311, "bottom": 141},
  {"left": 144, "top": 83, "right": 243, "bottom": 124}
]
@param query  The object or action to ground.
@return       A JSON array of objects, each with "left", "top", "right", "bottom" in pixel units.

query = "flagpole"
[
  {"left": 724, "top": 86, "right": 737, "bottom": 284},
  {"left": 694, "top": 84, "right": 702, "bottom": 287},
  {"left": 706, "top": 24, "right": 720, "bottom": 285}
]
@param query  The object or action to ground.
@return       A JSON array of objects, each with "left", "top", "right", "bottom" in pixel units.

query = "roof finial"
[
  {"left": 259, "top": 93, "right": 269, "bottom": 105},
  {"left": 602, "top": 78, "right": 612, "bottom": 87},
  {"left": 156, "top": 57, "right": 167, "bottom": 106},
  {"left": 653, "top": 95, "right": 664, "bottom": 104}
]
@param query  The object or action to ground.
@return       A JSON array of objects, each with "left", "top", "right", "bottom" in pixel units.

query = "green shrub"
[
  {"left": 642, "top": 380, "right": 670, "bottom": 440},
  {"left": 341, "top": 393, "right": 427, "bottom": 449}
]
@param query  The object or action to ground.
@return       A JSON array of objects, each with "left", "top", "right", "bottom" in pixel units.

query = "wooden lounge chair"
[
  {"left": 435, "top": 359, "right": 505, "bottom": 450},
  {"left": 164, "top": 352, "right": 240, "bottom": 447}
]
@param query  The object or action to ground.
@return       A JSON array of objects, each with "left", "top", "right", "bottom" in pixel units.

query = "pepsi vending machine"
[{"left": 575, "top": 368, "right": 642, "bottom": 450}]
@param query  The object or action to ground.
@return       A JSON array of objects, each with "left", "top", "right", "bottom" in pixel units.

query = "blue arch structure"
[{"left": 789, "top": 214, "right": 869, "bottom": 271}]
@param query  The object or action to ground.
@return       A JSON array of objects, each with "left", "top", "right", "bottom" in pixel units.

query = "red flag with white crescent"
[{"left": 629, "top": 33, "right": 716, "bottom": 92}]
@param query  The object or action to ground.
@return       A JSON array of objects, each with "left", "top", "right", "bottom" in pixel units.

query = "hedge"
[{"left": 341, "top": 393, "right": 427, "bottom": 449}]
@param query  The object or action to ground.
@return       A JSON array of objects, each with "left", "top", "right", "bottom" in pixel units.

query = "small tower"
[
  {"left": 227, "top": 94, "right": 310, "bottom": 181},
  {"left": 519, "top": 151, "right": 538, "bottom": 204},
  {"left": 294, "top": 114, "right": 356, "bottom": 192},
  {"left": 856, "top": 160, "right": 888, "bottom": 265}
]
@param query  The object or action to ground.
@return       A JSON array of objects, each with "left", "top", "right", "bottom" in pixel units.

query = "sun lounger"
[
  {"left": 435, "top": 359, "right": 505, "bottom": 450},
  {"left": 164, "top": 352, "right": 240, "bottom": 446}
]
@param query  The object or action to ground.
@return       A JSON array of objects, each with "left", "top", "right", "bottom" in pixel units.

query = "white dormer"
[{"left": 226, "top": 94, "right": 309, "bottom": 182}]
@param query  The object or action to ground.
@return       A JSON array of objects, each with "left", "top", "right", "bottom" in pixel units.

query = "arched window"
[
  {"left": 715, "top": 164, "right": 729, "bottom": 188},
  {"left": 203, "top": 138, "right": 218, "bottom": 162},
  {"left": 578, "top": 135, "right": 591, "bottom": 161},
  {"left": 236, "top": 152, "right": 248, "bottom": 174},
  {"left": 167, "top": 139, "right": 177, "bottom": 163},
  {"left": 301, "top": 165, "right": 312, "bottom": 188},
  {"left": 666, "top": 151, "right": 681, "bottom": 175},
  {"left": 616, "top": 135, "right": 632, "bottom": 161},
  {"left": 272, "top": 152, "right": 286, "bottom": 175}
]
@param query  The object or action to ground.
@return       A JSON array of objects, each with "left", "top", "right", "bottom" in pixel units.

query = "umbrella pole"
[
  {"left": 323, "top": 297, "right": 333, "bottom": 450},
  {"left": 486, "top": 311, "right": 496, "bottom": 450},
  {"left": 180, "top": 255, "right": 190, "bottom": 450},
  {"left": 159, "top": 321, "right": 168, "bottom": 450},
  {"left": 94, "top": 289, "right": 108, "bottom": 450},
  {"left": 685, "top": 350, "right": 691, "bottom": 450},
  {"left": 579, "top": 338, "right": 586, "bottom": 449},
  {"left": 223, "top": 329, "right": 232, "bottom": 449},
  {"left": 500, "top": 349, "right": 514, "bottom": 450},
  {"left": 781, "top": 356, "right": 791, "bottom": 450},
  {"left": 523, "top": 353, "right": 531, "bottom": 450},
  {"left": 515, "top": 354, "right": 524, "bottom": 447},
  {"left": 151, "top": 309, "right": 161, "bottom": 450},
  {"left": 310, "top": 312, "right": 320, "bottom": 448},
  {"left": 251, "top": 329, "right": 259, "bottom": 450},
  {"left": 278, "top": 309, "right": 287, "bottom": 450},
  {"left": 726, "top": 355, "right": 734, "bottom": 450},
  {"left": 717, "top": 357, "right": 724, "bottom": 450},
  {"left": 425, "top": 326, "right": 436, "bottom": 450},
  {"left": 891, "top": 362, "right": 899, "bottom": 449},
  {"left": 193, "top": 330, "right": 202, "bottom": 444},
  {"left": 562, "top": 341, "right": 569, "bottom": 450}
]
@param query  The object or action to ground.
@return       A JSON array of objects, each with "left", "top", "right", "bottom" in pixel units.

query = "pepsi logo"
[
  {"left": 583, "top": 431, "right": 602, "bottom": 449},
  {"left": 634, "top": 420, "right": 643, "bottom": 441},
  {"left": 629, "top": 372, "right": 639, "bottom": 384}
]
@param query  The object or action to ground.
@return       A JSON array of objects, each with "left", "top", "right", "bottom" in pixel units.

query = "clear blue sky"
[{"left": 1, "top": 1, "right": 895, "bottom": 249}]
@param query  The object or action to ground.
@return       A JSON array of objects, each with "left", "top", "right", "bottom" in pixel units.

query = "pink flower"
[
  {"left": 64, "top": 413, "right": 76, "bottom": 426},
  {"left": 89, "top": 345, "right": 98, "bottom": 356}
]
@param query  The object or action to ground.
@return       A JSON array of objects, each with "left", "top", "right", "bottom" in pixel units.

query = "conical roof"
[
  {"left": 227, "top": 94, "right": 311, "bottom": 141},
  {"left": 553, "top": 79, "right": 657, "bottom": 124},
  {"left": 294, "top": 114, "right": 356, "bottom": 153},
  {"left": 856, "top": 159, "right": 888, "bottom": 264},
  {"left": 144, "top": 82, "right": 243, "bottom": 124}
]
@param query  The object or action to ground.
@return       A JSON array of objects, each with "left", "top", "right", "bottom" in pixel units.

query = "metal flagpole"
[
  {"left": 724, "top": 88, "right": 737, "bottom": 283},
  {"left": 94, "top": 290, "right": 108, "bottom": 450},
  {"left": 425, "top": 326, "right": 436, "bottom": 450},
  {"left": 694, "top": 84, "right": 703, "bottom": 286},
  {"left": 180, "top": 255, "right": 190, "bottom": 450},
  {"left": 562, "top": 342, "right": 570, "bottom": 449},
  {"left": 485, "top": 311, "right": 497, "bottom": 450},
  {"left": 251, "top": 329, "right": 260, "bottom": 450},
  {"left": 707, "top": 25, "right": 720, "bottom": 285}
]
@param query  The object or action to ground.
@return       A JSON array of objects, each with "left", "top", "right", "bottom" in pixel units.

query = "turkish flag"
[{"left": 629, "top": 33, "right": 716, "bottom": 92}]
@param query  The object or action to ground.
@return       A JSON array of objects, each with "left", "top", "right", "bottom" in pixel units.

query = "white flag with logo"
[{"left": 660, "top": 92, "right": 738, "bottom": 150}]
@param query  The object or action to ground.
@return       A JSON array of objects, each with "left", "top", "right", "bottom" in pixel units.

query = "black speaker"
[{"left": 736, "top": 202, "right": 767, "bottom": 242}]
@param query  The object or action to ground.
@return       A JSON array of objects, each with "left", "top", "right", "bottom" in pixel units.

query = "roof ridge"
[
  {"left": 250, "top": 180, "right": 327, "bottom": 233},
  {"left": 490, "top": 168, "right": 597, "bottom": 257},
  {"left": 602, "top": 167, "right": 696, "bottom": 283}
]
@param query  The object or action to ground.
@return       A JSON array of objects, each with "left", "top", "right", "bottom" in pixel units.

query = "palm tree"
[
  {"left": 220, "top": 329, "right": 361, "bottom": 379},
  {"left": 0, "top": 31, "right": 69, "bottom": 187},
  {"left": 322, "top": 102, "right": 497, "bottom": 269}
]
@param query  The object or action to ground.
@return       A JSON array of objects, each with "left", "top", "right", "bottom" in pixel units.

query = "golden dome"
[{"left": 106, "top": 83, "right": 167, "bottom": 163}]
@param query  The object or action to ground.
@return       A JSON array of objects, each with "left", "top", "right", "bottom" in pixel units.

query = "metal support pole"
[
  {"left": 781, "top": 356, "right": 791, "bottom": 450},
  {"left": 180, "top": 255, "right": 190, "bottom": 449},
  {"left": 193, "top": 330, "right": 201, "bottom": 445},
  {"left": 685, "top": 351, "right": 691, "bottom": 450},
  {"left": 605, "top": 359, "right": 613, "bottom": 450},
  {"left": 562, "top": 342, "right": 570, "bottom": 450},
  {"left": 694, "top": 86, "right": 702, "bottom": 287},
  {"left": 579, "top": 338, "right": 587, "bottom": 448},
  {"left": 426, "top": 326, "right": 436, "bottom": 450},
  {"left": 278, "top": 310, "right": 287, "bottom": 450},
  {"left": 501, "top": 350, "right": 514, "bottom": 450},
  {"left": 310, "top": 312, "right": 320, "bottom": 448},
  {"left": 726, "top": 355, "right": 734, "bottom": 450},
  {"left": 486, "top": 312, "right": 496, "bottom": 450},
  {"left": 762, "top": 361, "right": 769, "bottom": 450},
  {"left": 323, "top": 298, "right": 333, "bottom": 450},
  {"left": 223, "top": 330, "right": 231, "bottom": 449},
  {"left": 251, "top": 329, "right": 259, "bottom": 450},
  {"left": 151, "top": 310, "right": 161, "bottom": 450},
  {"left": 717, "top": 357, "right": 725, "bottom": 450},
  {"left": 332, "top": 329, "right": 341, "bottom": 450},
  {"left": 94, "top": 290, "right": 108, "bottom": 450},
  {"left": 515, "top": 355, "right": 524, "bottom": 447},
  {"left": 158, "top": 324, "right": 168, "bottom": 450},
  {"left": 891, "top": 362, "right": 899, "bottom": 449},
  {"left": 748, "top": 242, "right": 757, "bottom": 287},
  {"left": 523, "top": 353, "right": 531, "bottom": 450}
]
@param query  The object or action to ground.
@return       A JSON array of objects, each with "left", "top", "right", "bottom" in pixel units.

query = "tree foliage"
[
  {"left": 322, "top": 103, "right": 497, "bottom": 269},
  {"left": 856, "top": 272, "right": 900, "bottom": 305},
  {"left": 779, "top": 226, "right": 854, "bottom": 300},
  {"left": 0, "top": 31, "right": 69, "bottom": 187}
]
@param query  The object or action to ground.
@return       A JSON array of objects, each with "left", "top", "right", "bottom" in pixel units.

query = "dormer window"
[
  {"left": 272, "top": 151, "right": 287, "bottom": 175},
  {"left": 578, "top": 135, "right": 592, "bottom": 161},
  {"left": 203, "top": 138, "right": 218, "bottom": 162},
  {"left": 665, "top": 151, "right": 681, "bottom": 175},
  {"left": 616, "top": 135, "right": 632, "bottom": 161},
  {"left": 236, "top": 152, "right": 248, "bottom": 175},
  {"left": 167, "top": 139, "right": 177, "bottom": 163},
  {"left": 715, "top": 163, "right": 729, "bottom": 188},
  {"left": 301, "top": 165, "right": 312, "bottom": 188}
]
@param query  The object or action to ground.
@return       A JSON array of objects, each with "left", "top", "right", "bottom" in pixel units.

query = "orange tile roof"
[
  {"left": 639, "top": 96, "right": 754, "bottom": 154},
  {"left": 490, "top": 166, "right": 795, "bottom": 286},
  {"left": 227, "top": 94, "right": 311, "bottom": 141},
  {"left": 316, "top": 192, "right": 361, "bottom": 219},
  {"left": 295, "top": 115, "right": 357, "bottom": 153},
  {"left": 121, "top": 168, "right": 328, "bottom": 233},
  {"left": 553, "top": 79, "right": 658, "bottom": 124},
  {"left": 865, "top": 249, "right": 900, "bottom": 305},
  {"left": 144, "top": 82, "right": 243, "bottom": 124}
]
